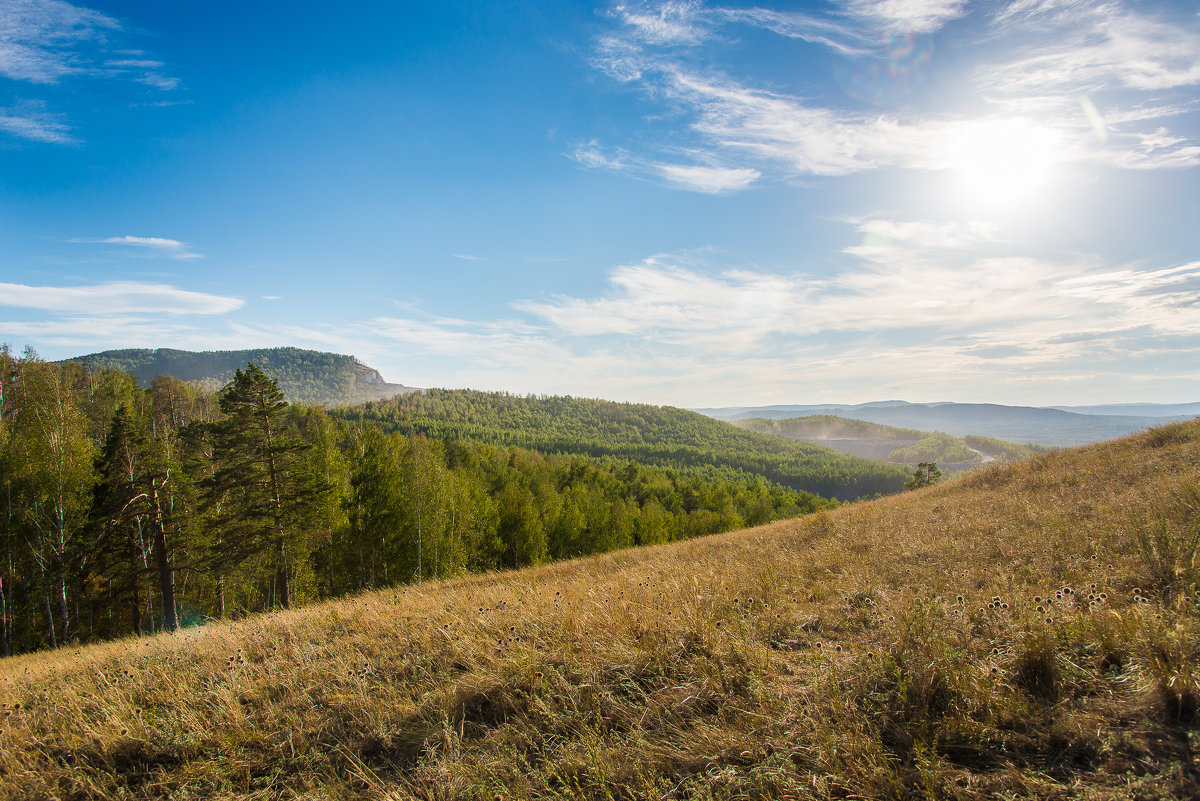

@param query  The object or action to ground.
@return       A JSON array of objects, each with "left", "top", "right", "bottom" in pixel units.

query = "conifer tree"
[{"left": 207, "top": 364, "right": 318, "bottom": 609}]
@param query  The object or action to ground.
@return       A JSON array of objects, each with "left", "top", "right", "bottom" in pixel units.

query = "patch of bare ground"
[{"left": 2, "top": 419, "right": 1200, "bottom": 799}]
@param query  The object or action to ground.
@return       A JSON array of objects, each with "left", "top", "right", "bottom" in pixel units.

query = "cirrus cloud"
[
  {"left": 70, "top": 235, "right": 203, "bottom": 260},
  {"left": 0, "top": 0, "right": 180, "bottom": 143},
  {"left": 580, "top": 0, "right": 1200, "bottom": 191},
  {"left": 0, "top": 281, "right": 243, "bottom": 315}
]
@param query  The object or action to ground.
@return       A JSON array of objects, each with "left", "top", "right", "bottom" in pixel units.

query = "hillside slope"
[
  {"left": 65, "top": 347, "right": 416, "bottom": 406},
  {"left": 3, "top": 419, "right": 1199, "bottom": 799},
  {"left": 337, "top": 389, "right": 911, "bottom": 500}
]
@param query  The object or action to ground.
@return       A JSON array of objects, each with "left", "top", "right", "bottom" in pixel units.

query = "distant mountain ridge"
[
  {"left": 64, "top": 347, "right": 417, "bottom": 407},
  {"left": 695, "top": 400, "right": 1198, "bottom": 447}
]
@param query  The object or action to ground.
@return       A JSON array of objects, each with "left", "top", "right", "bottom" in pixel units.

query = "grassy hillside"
[
  {"left": 337, "top": 390, "right": 911, "bottom": 500},
  {"left": 65, "top": 347, "right": 414, "bottom": 407},
  {"left": 3, "top": 419, "right": 1198, "bottom": 799}
]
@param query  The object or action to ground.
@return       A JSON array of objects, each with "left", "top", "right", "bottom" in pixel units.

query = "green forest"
[
  {"left": 335, "top": 390, "right": 911, "bottom": 500},
  {"left": 0, "top": 348, "right": 845, "bottom": 656}
]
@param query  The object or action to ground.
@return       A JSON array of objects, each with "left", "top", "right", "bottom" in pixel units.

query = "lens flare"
[{"left": 835, "top": 33, "right": 933, "bottom": 105}]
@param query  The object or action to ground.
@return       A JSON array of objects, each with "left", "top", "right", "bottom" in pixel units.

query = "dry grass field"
[{"left": 2, "top": 419, "right": 1199, "bottom": 800}]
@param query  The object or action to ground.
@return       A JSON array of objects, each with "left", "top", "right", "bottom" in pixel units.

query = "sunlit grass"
[{"left": 2, "top": 419, "right": 1199, "bottom": 799}]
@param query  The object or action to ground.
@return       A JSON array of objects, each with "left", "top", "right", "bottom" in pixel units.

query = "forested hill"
[
  {"left": 737, "top": 414, "right": 1049, "bottom": 468},
  {"left": 335, "top": 390, "right": 911, "bottom": 500},
  {"left": 64, "top": 347, "right": 415, "bottom": 407}
]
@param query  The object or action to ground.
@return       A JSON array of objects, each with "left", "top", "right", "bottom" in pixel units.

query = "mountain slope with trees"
[
  {"left": 64, "top": 347, "right": 415, "bottom": 407},
  {"left": 737, "top": 415, "right": 1048, "bottom": 468},
  {"left": 334, "top": 390, "right": 911, "bottom": 501}
]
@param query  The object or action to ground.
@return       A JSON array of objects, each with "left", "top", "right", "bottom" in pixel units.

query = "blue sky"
[{"left": 2, "top": 0, "right": 1198, "bottom": 406}]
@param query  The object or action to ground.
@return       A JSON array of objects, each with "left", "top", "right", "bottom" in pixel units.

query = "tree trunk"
[
  {"left": 150, "top": 480, "right": 178, "bottom": 631},
  {"left": 278, "top": 538, "right": 290, "bottom": 609},
  {"left": 131, "top": 577, "right": 142, "bottom": 636},
  {"left": 0, "top": 576, "right": 8, "bottom": 657},
  {"left": 44, "top": 594, "right": 56, "bottom": 649}
]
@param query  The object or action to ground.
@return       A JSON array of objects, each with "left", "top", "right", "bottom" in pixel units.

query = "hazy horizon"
[{"left": 3, "top": 0, "right": 1199, "bottom": 407}]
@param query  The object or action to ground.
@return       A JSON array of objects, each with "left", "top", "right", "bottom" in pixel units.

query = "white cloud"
[
  {"left": 717, "top": 8, "right": 865, "bottom": 56},
  {"left": 71, "top": 235, "right": 203, "bottom": 260},
  {"left": 570, "top": 140, "right": 625, "bottom": 170},
  {"left": 257, "top": 237, "right": 1200, "bottom": 404},
  {"left": 571, "top": 136, "right": 760, "bottom": 192},
  {"left": 12, "top": 239, "right": 1192, "bottom": 406},
  {"left": 0, "top": 0, "right": 179, "bottom": 143},
  {"left": 515, "top": 235, "right": 1200, "bottom": 359},
  {"left": 0, "top": 281, "right": 243, "bottom": 315},
  {"left": 584, "top": 0, "right": 1200, "bottom": 190},
  {"left": 665, "top": 69, "right": 960, "bottom": 175},
  {"left": 611, "top": 1, "right": 706, "bottom": 45},
  {"left": 0, "top": 104, "right": 72, "bottom": 142},
  {"left": 840, "top": 0, "right": 968, "bottom": 34},
  {"left": 0, "top": 0, "right": 118, "bottom": 83},
  {"left": 976, "top": 0, "right": 1200, "bottom": 168},
  {"left": 655, "top": 162, "right": 760, "bottom": 192},
  {"left": 984, "top": 5, "right": 1200, "bottom": 94}
]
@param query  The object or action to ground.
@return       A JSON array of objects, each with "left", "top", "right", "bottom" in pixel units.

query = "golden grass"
[{"left": 3, "top": 419, "right": 1200, "bottom": 800}]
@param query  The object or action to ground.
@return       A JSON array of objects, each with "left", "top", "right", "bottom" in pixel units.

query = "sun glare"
[{"left": 948, "top": 118, "right": 1063, "bottom": 211}]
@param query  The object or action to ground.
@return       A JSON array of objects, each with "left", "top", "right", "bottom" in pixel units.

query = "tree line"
[{"left": 0, "top": 349, "right": 831, "bottom": 656}]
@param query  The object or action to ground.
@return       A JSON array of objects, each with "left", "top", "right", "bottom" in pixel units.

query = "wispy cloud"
[
  {"left": 0, "top": 0, "right": 118, "bottom": 84},
  {"left": 10, "top": 238, "right": 1194, "bottom": 405},
  {"left": 570, "top": 137, "right": 761, "bottom": 192},
  {"left": 977, "top": 1, "right": 1200, "bottom": 167},
  {"left": 844, "top": 218, "right": 1001, "bottom": 252},
  {"left": 71, "top": 235, "right": 203, "bottom": 260},
  {"left": 840, "top": 0, "right": 968, "bottom": 34},
  {"left": 0, "top": 0, "right": 179, "bottom": 143},
  {"left": 611, "top": 1, "right": 707, "bottom": 45},
  {"left": 582, "top": 0, "right": 1200, "bottom": 190},
  {"left": 654, "top": 162, "right": 760, "bottom": 192},
  {"left": 512, "top": 232, "right": 1200, "bottom": 370},
  {"left": 257, "top": 234, "right": 1199, "bottom": 404},
  {"left": 717, "top": 7, "right": 865, "bottom": 55},
  {"left": 0, "top": 281, "right": 242, "bottom": 315},
  {"left": 987, "top": 1, "right": 1200, "bottom": 92},
  {"left": 0, "top": 102, "right": 73, "bottom": 142}
]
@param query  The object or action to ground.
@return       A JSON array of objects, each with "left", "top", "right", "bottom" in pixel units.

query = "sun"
[{"left": 948, "top": 118, "right": 1063, "bottom": 211}]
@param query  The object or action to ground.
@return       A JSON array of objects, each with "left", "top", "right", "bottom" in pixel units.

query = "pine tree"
[{"left": 207, "top": 364, "right": 318, "bottom": 609}]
